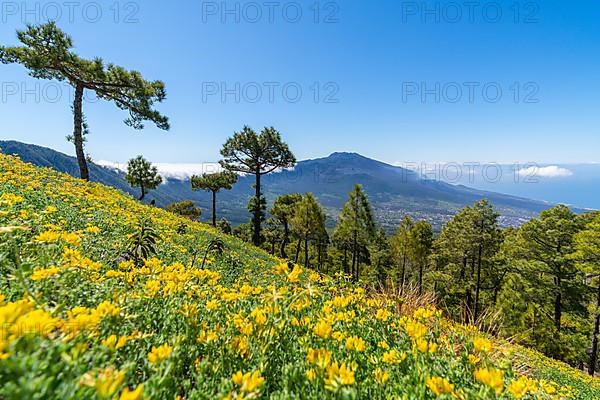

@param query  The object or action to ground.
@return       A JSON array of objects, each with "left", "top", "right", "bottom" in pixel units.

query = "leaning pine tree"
[
  {"left": 0, "top": 22, "right": 169, "bottom": 180},
  {"left": 220, "top": 126, "right": 296, "bottom": 246}
]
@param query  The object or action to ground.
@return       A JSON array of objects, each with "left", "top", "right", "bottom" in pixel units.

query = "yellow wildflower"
[
  {"left": 345, "top": 336, "right": 366, "bottom": 352},
  {"left": 416, "top": 338, "right": 438, "bottom": 353},
  {"left": 233, "top": 314, "right": 254, "bottom": 335},
  {"left": 307, "top": 348, "right": 332, "bottom": 369},
  {"left": 375, "top": 308, "right": 392, "bottom": 321},
  {"left": 313, "top": 319, "right": 332, "bottom": 339},
  {"left": 287, "top": 264, "right": 303, "bottom": 283},
  {"left": 383, "top": 349, "right": 406, "bottom": 365},
  {"left": 232, "top": 370, "right": 265, "bottom": 393},
  {"left": 197, "top": 330, "right": 218, "bottom": 344},
  {"left": 60, "top": 232, "right": 81, "bottom": 246},
  {"left": 378, "top": 340, "right": 390, "bottom": 349},
  {"left": 231, "top": 335, "right": 249, "bottom": 358},
  {"left": 468, "top": 354, "right": 481, "bottom": 365},
  {"left": 206, "top": 299, "right": 219, "bottom": 311},
  {"left": 250, "top": 307, "right": 267, "bottom": 326},
  {"left": 85, "top": 226, "right": 101, "bottom": 234},
  {"left": 413, "top": 306, "right": 438, "bottom": 321},
  {"left": 324, "top": 362, "right": 355, "bottom": 391},
  {"left": 31, "top": 266, "right": 61, "bottom": 281},
  {"left": 309, "top": 271, "right": 321, "bottom": 282},
  {"left": 274, "top": 263, "right": 289, "bottom": 275},
  {"left": 0, "top": 193, "right": 24, "bottom": 206},
  {"left": 102, "top": 335, "right": 128, "bottom": 350},
  {"left": 80, "top": 367, "right": 126, "bottom": 398},
  {"left": 120, "top": 384, "right": 144, "bottom": 400},
  {"left": 473, "top": 336, "right": 493, "bottom": 353},
  {"left": 147, "top": 344, "right": 173, "bottom": 364},
  {"left": 404, "top": 319, "right": 428, "bottom": 340},
  {"left": 474, "top": 368, "right": 504, "bottom": 394},
  {"left": 507, "top": 376, "right": 537, "bottom": 399},
  {"left": 373, "top": 368, "right": 390, "bottom": 385},
  {"left": 426, "top": 376, "right": 454, "bottom": 396},
  {"left": 35, "top": 231, "right": 61, "bottom": 243}
]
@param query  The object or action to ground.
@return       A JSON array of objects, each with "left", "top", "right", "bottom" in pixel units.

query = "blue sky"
[{"left": 1, "top": 0, "right": 599, "bottom": 165}]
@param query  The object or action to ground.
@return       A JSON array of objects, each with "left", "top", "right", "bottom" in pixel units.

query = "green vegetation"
[
  {"left": 220, "top": 126, "right": 296, "bottom": 246},
  {"left": 1, "top": 20, "right": 599, "bottom": 400},
  {"left": 1, "top": 154, "right": 599, "bottom": 399},
  {"left": 191, "top": 171, "right": 238, "bottom": 226},
  {"left": 124, "top": 156, "right": 163, "bottom": 201},
  {"left": 165, "top": 200, "right": 202, "bottom": 221}
]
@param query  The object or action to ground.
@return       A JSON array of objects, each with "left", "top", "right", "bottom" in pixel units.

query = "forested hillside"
[{"left": 1, "top": 151, "right": 599, "bottom": 399}]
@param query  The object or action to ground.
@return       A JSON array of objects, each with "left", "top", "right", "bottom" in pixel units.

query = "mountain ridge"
[{"left": 0, "top": 140, "right": 556, "bottom": 230}]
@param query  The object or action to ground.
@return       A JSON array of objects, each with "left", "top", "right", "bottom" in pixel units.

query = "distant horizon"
[{"left": 4, "top": 139, "right": 598, "bottom": 210}]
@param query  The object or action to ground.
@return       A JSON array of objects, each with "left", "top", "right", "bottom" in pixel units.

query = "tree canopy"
[
  {"left": 124, "top": 155, "right": 163, "bottom": 201},
  {"left": 191, "top": 171, "right": 238, "bottom": 226},
  {"left": 0, "top": 22, "right": 169, "bottom": 180}
]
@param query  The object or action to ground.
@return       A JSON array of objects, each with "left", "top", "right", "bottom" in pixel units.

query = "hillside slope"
[
  {"left": 0, "top": 141, "right": 556, "bottom": 230},
  {"left": 0, "top": 153, "right": 598, "bottom": 399}
]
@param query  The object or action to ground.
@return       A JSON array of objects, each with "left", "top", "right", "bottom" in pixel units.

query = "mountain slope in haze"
[{"left": 0, "top": 140, "right": 554, "bottom": 230}]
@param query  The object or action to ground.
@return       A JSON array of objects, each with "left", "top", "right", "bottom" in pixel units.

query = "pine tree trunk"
[
  {"left": 72, "top": 83, "right": 89, "bottom": 181},
  {"left": 317, "top": 242, "right": 322, "bottom": 272},
  {"left": 589, "top": 281, "right": 600, "bottom": 375},
  {"left": 138, "top": 183, "right": 146, "bottom": 201},
  {"left": 281, "top": 221, "right": 289, "bottom": 258},
  {"left": 351, "top": 231, "right": 358, "bottom": 282},
  {"left": 252, "top": 171, "right": 262, "bottom": 246},
  {"left": 474, "top": 244, "right": 483, "bottom": 321},
  {"left": 304, "top": 238, "right": 309, "bottom": 268},
  {"left": 294, "top": 238, "right": 302, "bottom": 264},
  {"left": 466, "top": 290, "right": 473, "bottom": 323},
  {"left": 555, "top": 275, "right": 562, "bottom": 332},
  {"left": 211, "top": 191, "right": 217, "bottom": 226}
]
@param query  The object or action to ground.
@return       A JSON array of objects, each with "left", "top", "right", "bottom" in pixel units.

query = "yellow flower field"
[{"left": 0, "top": 153, "right": 598, "bottom": 399}]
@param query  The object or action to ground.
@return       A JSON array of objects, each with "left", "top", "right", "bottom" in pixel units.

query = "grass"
[{"left": 0, "top": 153, "right": 598, "bottom": 399}]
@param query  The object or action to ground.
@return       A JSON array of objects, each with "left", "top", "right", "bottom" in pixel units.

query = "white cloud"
[
  {"left": 96, "top": 160, "right": 222, "bottom": 181},
  {"left": 518, "top": 165, "right": 574, "bottom": 178}
]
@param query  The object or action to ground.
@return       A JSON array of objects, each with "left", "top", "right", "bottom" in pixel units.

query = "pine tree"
[
  {"left": 334, "top": 185, "right": 376, "bottom": 281},
  {"left": 513, "top": 205, "right": 585, "bottom": 333},
  {"left": 191, "top": 171, "right": 238, "bottom": 226},
  {"left": 271, "top": 193, "right": 302, "bottom": 258},
  {"left": 432, "top": 200, "right": 502, "bottom": 322},
  {"left": 369, "top": 228, "right": 394, "bottom": 290},
  {"left": 263, "top": 218, "right": 284, "bottom": 255},
  {"left": 290, "top": 193, "right": 326, "bottom": 269},
  {"left": 124, "top": 156, "right": 162, "bottom": 201},
  {"left": 391, "top": 216, "right": 415, "bottom": 295},
  {"left": 573, "top": 213, "right": 600, "bottom": 373},
  {"left": 0, "top": 22, "right": 169, "bottom": 180},
  {"left": 412, "top": 220, "right": 434, "bottom": 295},
  {"left": 220, "top": 126, "right": 295, "bottom": 246}
]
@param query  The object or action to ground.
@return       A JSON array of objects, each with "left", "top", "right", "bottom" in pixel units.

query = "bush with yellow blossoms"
[{"left": 1, "top": 153, "right": 599, "bottom": 399}]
